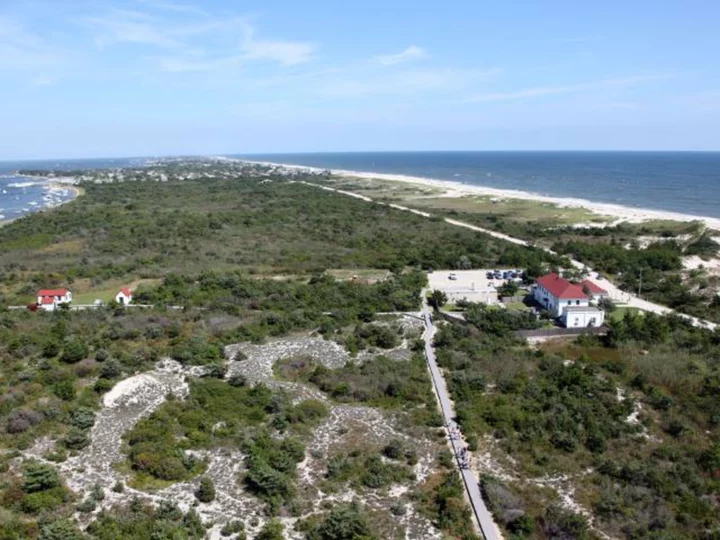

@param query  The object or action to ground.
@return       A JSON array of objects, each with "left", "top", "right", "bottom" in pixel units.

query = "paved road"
[
  {"left": 301, "top": 180, "right": 717, "bottom": 331},
  {"left": 421, "top": 296, "right": 502, "bottom": 540}
]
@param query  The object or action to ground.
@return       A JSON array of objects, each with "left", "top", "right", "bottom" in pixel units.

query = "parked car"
[
  {"left": 486, "top": 271, "right": 494, "bottom": 279},
  {"left": 448, "top": 273, "right": 458, "bottom": 280}
]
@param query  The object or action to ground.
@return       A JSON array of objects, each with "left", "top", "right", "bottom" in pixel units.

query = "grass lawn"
[
  {"left": 73, "top": 288, "right": 119, "bottom": 304},
  {"left": 609, "top": 306, "right": 641, "bottom": 322},
  {"left": 505, "top": 301, "right": 530, "bottom": 311},
  {"left": 326, "top": 268, "right": 392, "bottom": 283}
]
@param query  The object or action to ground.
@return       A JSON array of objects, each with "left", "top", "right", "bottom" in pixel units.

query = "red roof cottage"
[{"left": 36, "top": 289, "right": 73, "bottom": 312}]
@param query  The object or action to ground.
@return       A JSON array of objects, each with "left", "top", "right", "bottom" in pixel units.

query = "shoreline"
[
  {"left": 238, "top": 158, "right": 720, "bottom": 231},
  {"left": 0, "top": 178, "right": 81, "bottom": 227}
]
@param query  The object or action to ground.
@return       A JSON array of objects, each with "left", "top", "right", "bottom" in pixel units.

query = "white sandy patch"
[{"left": 683, "top": 255, "right": 720, "bottom": 273}]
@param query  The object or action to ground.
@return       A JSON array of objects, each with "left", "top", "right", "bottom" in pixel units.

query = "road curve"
[{"left": 300, "top": 180, "right": 717, "bottom": 331}]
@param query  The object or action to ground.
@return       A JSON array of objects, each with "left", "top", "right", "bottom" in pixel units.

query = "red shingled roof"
[
  {"left": 581, "top": 280, "right": 607, "bottom": 295},
  {"left": 38, "top": 289, "right": 68, "bottom": 297},
  {"left": 536, "top": 273, "right": 588, "bottom": 300},
  {"left": 120, "top": 287, "right": 132, "bottom": 297},
  {"left": 40, "top": 297, "right": 55, "bottom": 305}
]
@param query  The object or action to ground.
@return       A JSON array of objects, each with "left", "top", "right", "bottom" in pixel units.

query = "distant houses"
[
  {"left": 533, "top": 273, "right": 606, "bottom": 328},
  {"left": 36, "top": 289, "right": 72, "bottom": 312},
  {"left": 115, "top": 287, "right": 133, "bottom": 305}
]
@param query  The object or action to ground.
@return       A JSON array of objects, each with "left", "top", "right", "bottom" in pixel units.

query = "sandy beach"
[
  {"left": 0, "top": 179, "right": 81, "bottom": 227},
  {"left": 240, "top": 159, "right": 720, "bottom": 231}
]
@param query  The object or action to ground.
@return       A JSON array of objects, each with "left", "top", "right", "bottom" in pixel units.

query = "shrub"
[
  {"left": 23, "top": 462, "right": 60, "bottom": 493},
  {"left": 256, "top": 520, "right": 284, "bottom": 540},
  {"left": 63, "top": 429, "right": 90, "bottom": 450},
  {"left": 99, "top": 360, "right": 121, "bottom": 379},
  {"left": 39, "top": 519, "right": 84, "bottom": 540},
  {"left": 6, "top": 410, "right": 44, "bottom": 434},
  {"left": 383, "top": 439, "right": 405, "bottom": 460},
  {"left": 541, "top": 505, "right": 588, "bottom": 539},
  {"left": 69, "top": 408, "right": 95, "bottom": 430},
  {"left": 220, "top": 521, "right": 245, "bottom": 538},
  {"left": 93, "top": 379, "right": 114, "bottom": 393},
  {"left": 308, "top": 503, "right": 377, "bottom": 540},
  {"left": 227, "top": 373, "right": 247, "bottom": 387},
  {"left": 52, "top": 380, "right": 76, "bottom": 401},
  {"left": 195, "top": 476, "right": 215, "bottom": 503},
  {"left": 60, "top": 341, "right": 88, "bottom": 364}
]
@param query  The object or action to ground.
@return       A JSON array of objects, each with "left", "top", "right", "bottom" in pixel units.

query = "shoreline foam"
[
  {"left": 237, "top": 158, "right": 720, "bottom": 230},
  {"left": 0, "top": 177, "right": 81, "bottom": 227}
]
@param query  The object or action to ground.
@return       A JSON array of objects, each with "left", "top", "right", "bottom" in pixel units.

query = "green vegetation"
[
  {"left": 415, "top": 472, "right": 479, "bottom": 540},
  {"left": 554, "top": 238, "right": 720, "bottom": 322},
  {"left": 305, "top": 503, "right": 378, "bottom": 540},
  {"left": 85, "top": 499, "right": 206, "bottom": 538},
  {"left": 6, "top": 161, "right": 717, "bottom": 538},
  {"left": 276, "top": 353, "right": 441, "bottom": 425},
  {"left": 436, "top": 303, "right": 720, "bottom": 537},
  {"left": 0, "top": 167, "right": 558, "bottom": 306}
]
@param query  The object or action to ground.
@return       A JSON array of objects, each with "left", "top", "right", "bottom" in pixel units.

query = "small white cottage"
[
  {"left": 115, "top": 287, "right": 133, "bottom": 305},
  {"left": 37, "top": 289, "right": 72, "bottom": 312}
]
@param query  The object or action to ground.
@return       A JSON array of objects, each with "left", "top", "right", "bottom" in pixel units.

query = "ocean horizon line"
[{"left": 3, "top": 148, "right": 720, "bottom": 164}]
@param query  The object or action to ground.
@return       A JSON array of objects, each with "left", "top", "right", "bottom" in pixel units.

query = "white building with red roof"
[
  {"left": 115, "top": 287, "right": 133, "bottom": 305},
  {"left": 580, "top": 279, "right": 609, "bottom": 300},
  {"left": 36, "top": 289, "right": 72, "bottom": 311},
  {"left": 533, "top": 273, "right": 604, "bottom": 328}
]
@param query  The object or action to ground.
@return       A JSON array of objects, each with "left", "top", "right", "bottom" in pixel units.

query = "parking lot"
[{"left": 428, "top": 269, "right": 522, "bottom": 305}]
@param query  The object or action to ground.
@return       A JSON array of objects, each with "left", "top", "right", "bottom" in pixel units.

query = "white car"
[{"left": 448, "top": 273, "right": 458, "bottom": 280}]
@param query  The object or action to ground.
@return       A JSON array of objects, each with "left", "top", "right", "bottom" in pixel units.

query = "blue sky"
[{"left": 1, "top": 0, "right": 719, "bottom": 159}]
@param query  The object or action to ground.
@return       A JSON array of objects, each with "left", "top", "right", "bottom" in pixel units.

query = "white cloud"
[
  {"left": 82, "top": 7, "right": 316, "bottom": 69},
  {"left": 374, "top": 45, "right": 427, "bottom": 66},
  {"left": 466, "top": 75, "right": 673, "bottom": 103},
  {"left": 135, "top": 0, "right": 211, "bottom": 17},
  {"left": 0, "top": 16, "right": 69, "bottom": 84},
  {"left": 320, "top": 68, "right": 500, "bottom": 98},
  {"left": 240, "top": 25, "right": 316, "bottom": 66}
]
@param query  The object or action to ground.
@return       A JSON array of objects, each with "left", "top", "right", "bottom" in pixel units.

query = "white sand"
[{"left": 238, "top": 158, "right": 720, "bottom": 230}]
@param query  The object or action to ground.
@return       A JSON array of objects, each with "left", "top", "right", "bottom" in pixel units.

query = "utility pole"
[{"left": 638, "top": 268, "right": 643, "bottom": 298}]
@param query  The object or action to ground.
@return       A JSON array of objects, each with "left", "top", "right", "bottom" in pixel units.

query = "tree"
[
  {"left": 429, "top": 289, "right": 448, "bottom": 311},
  {"left": 598, "top": 297, "right": 616, "bottom": 313},
  {"left": 195, "top": 476, "right": 216, "bottom": 503},
  {"left": 498, "top": 281, "right": 519, "bottom": 298}
]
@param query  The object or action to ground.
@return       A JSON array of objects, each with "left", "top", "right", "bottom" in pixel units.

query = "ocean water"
[
  {"left": 0, "top": 157, "right": 148, "bottom": 221},
  {"left": 237, "top": 151, "right": 720, "bottom": 219},
  {"left": 2, "top": 153, "right": 719, "bottom": 220}
]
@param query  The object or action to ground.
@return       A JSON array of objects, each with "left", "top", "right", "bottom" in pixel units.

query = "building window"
[
  {"left": 567, "top": 300, "right": 571, "bottom": 305},
  {"left": 576, "top": 300, "right": 580, "bottom": 305}
]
